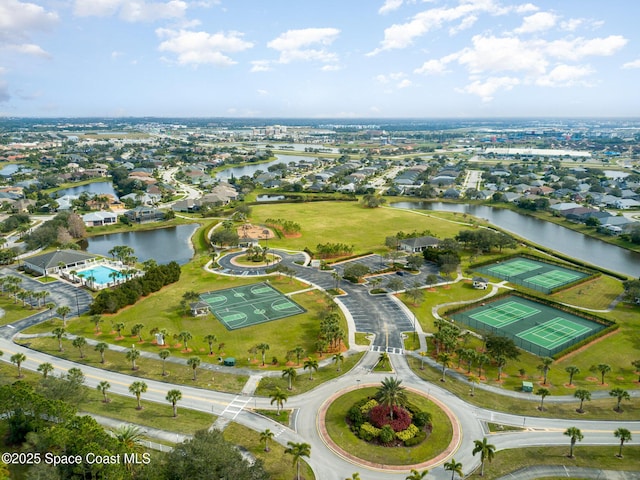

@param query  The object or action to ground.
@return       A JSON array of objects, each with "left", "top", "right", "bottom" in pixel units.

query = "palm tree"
[
  {"left": 346, "top": 474, "right": 361, "bottom": 480},
  {"left": 537, "top": 356, "right": 553, "bottom": 384},
  {"left": 284, "top": 441, "right": 311, "bottom": 480},
  {"left": 37, "top": 362, "right": 54, "bottom": 378},
  {"left": 94, "top": 342, "right": 108, "bottom": 364},
  {"left": 591, "top": 363, "right": 611, "bottom": 385},
  {"left": 204, "top": 334, "right": 218, "bottom": 355},
  {"left": 536, "top": 387, "right": 550, "bottom": 410},
  {"left": 472, "top": 437, "right": 496, "bottom": 476},
  {"left": 10, "top": 352, "right": 26, "bottom": 378},
  {"left": 113, "top": 322, "right": 125, "bottom": 338},
  {"left": 293, "top": 345, "right": 305, "bottom": 365},
  {"left": 52, "top": 327, "right": 66, "bottom": 351},
  {"left": 257, "top": 342, "right": 270, "bottom": 366},
  {"left": 129, "top": 381, "right": 148, "bottom": 410},
  {"left": 91, "top": 314, "right": 103, "bottom": 333},
  {"left": 468, "top": 374, "right": 480, "bottom": 396},
  {"left": 159, "top": 350, "right": 170, "bottom": 376},
  {"left": 114, "top": 425, "right": 144, "bottom": 453},
  {"left": 177, "top": 330, "right": 193, "bottom": 351},
  {"left": 574, "top": 388, "right": 591, "bottom": 413},
  {"left": 495, "top": 354, "right": 507, "bottom": 381},
  {"left": 476, "top": 352, "right": 490, "bottom": 378},
  {"left": 282, "top": 367, "right": 297, "bottom": 390},
  {"left": 260, "top": 429, "right": 274, "bottom": 452},
  {"left": 131, "top": 323, "right": 145, "bottom": 342},
  {"left": 564, "top": 427, "right": 583, "bottom": 458},
  {"left": 187, "top": 356, "right": 201, "bottom": 381},
  {"left": 304, "top": 358, "right": 319, "bottom": 380},
  {"left": 609, "top": 387, "right": 630, "bottom": 412},
  {"left": 565, "top": 365, "right": 580, "bottom": 386},
  {"left": 378, "top": 351, "right": 390, "bottom": 369},
  {"left": 444, "top": 457, "right": 463, "bottom": 480},
  {"left": 333, "top": 352, "right": 344, "bottom": 371},
  {"left": 97, "top": 381, "right": 111, "bottom": 403},
  {"left": 270, "top": 388, "right": 288, "bottom": 415},
  {"left": 405, "top": 469, "right": 428, "bottom": 480},
  {"left": 614, "top": 428, "right": 632, "bottom": 458},
  {"left": 438, "top": 351, "right": 452, "bottom": 382},
  {"left": 166, "top": 389, "right": 182, "bottom": 417},
  {"left": 376, "top": 376, "right": 407, "bottom": 421},
  {"left": 56, "top": 305, "right": 71, "bottom": 326},
  {"left": 72, "top": 336, "right": 87, "bottom": 358},
  {"left": 126, "top": 348, "right": 141, "bottom": 370}
]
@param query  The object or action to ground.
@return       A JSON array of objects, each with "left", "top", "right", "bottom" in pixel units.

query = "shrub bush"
[
  {"left": 404, "top": 431, "right": 427, "bottom": 447},
  {"left": 412, "top": 411, "right": 432, "bottom": 428},
  {"left": 396, "top": 424, "right": 419, "bottom": 442},
  {"left": 379, "top": 425, "right": 395, "bottom": 444},
  {"left": 358, "top": 422, "right": 381, "bottom": 441},
  {"left": 348, "top": 406, "right": 365, "bottom": 428},
  {"left": 369, "top": 405, "right": 412, "bottom": 432},
  {"left": 360, "top": 399, "right": 378, "bottom": 414}
]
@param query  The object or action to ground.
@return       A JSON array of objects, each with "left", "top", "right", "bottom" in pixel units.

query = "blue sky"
[{"left": 1, "top": 0, "right": 639, "bottom": 118}]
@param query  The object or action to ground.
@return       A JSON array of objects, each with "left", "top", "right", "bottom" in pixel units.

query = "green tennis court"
[
  {"left": 517, "top": 317, "right": 592, "bottom": 350},
  {"left": 200, "top": 282, "right": 306, "bottom": 330},
  {"left": 477, "top": 257, "right": 590, "bottom": 294},
  {"left": 451, "top": 295, "right": 606, "bottom": 356},
  {"left": 469, "top": 301, "right": 540, "bottom": 328}
]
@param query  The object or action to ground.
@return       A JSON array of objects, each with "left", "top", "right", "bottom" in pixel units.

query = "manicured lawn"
[
  {"left": 223, "top": 423, "right": 315, "bottom": 480},
  {"left": 408, "top": 357, "right": 640, "bottom": 420},
  {"left": 552, "top": 275, "right": 624, "bottom": 310},
  {"left": 324, "top": 387, "right": 453, "bottom": 466},
  {"left": 249, "top": 202, "right": 464, "bottom": 254},
  {"left": 28, "top": 272, "right": 347, "bottom": 372},
  {"left": 254, "top": 352, "right": 364, "bottom": 396},
  {"left": 0, "top": 296, "right": 42, "bottom": 326},
  {"left": 480, "top": 445, "right": 640, "bottom": 479},
  {"left": 17, "top": 336, "right": 248, "bottom": 394}
]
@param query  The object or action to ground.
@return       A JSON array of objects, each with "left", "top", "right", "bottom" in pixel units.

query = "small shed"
[
  {"left": 472, "top": 276, "right": 489, "bottom": 290},
  {"left": 190, "top": 301, "right": 210, "bottom": 317},
  {"left": 522, "top": 381, "right": 533, "bottom": 393},
  {"left": 223, "top": 357, "right": 236, "bottom": 367}
]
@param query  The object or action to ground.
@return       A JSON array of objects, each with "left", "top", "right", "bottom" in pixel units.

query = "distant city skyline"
[{"left": 2, "top": 0, "right": 640, "bottom": 118}]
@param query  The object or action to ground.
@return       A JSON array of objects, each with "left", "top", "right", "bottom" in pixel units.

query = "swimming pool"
[{"left": 76, "top": 265, "right": 126, "bottom": 287}]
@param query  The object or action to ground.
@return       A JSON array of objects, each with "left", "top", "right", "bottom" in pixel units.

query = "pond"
[
  {"left": 56, "top": 181, "right": 119, "bottom": 199},
  {"left": 216, "top": 154, "right": 317, "bottom": 181},
  {"left": 391, "top": 201, "right": 640, "bottom": 278},
  {"left": 85, "top": 224, "right": 199, "bottom": 265}
]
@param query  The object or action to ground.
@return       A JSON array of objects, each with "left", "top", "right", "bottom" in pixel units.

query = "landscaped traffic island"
[{"left": 321, "top": 379, "right": 459, "bottom": 470}]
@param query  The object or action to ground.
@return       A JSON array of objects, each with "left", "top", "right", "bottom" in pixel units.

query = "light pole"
[{"left": 75, "top": 290, "right": 80, "bottom": 317}]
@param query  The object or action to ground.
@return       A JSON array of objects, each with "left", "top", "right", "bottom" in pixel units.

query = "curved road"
[{"left": 1, "top": 251, "right": 639, "bottom": 479}]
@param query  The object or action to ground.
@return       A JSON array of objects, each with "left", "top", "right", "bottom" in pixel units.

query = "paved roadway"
[{"left": 2, "top": 255, "right": 640, "bottom": 479}]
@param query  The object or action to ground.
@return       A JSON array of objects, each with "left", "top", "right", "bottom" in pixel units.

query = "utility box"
[
  {"left": 522, "top": 381, "right": 533, "bottom": 393},
  {"left": 223, "top": 357, "right": 236, "bottom": 367}
]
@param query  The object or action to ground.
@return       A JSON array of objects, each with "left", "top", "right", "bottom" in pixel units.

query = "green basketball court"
[{"left": 200, "top": 282, "right": 306, "bottom": 330}]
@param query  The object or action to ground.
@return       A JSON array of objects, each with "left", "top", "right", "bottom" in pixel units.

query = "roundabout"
[{"left": 318, "top": 383, "right": 462, "bottom": 473}]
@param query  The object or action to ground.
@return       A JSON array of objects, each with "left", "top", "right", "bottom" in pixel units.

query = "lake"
[
  {"left": 85, "top": 224, "right": 199, "bottom": 265},
  {"left": 216, "top": 154, "right": 318, "bottom": 181},
  {"left": 391, "top": 202, "right": 640, "bottom": 278},
  {"left": 56, "top": 181, "right": 119, "bottom": 199}
]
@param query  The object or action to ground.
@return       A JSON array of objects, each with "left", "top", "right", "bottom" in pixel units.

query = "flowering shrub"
[
  {"left": 379, "top": 425, "right": 395, "bottom": 444},
  {"left": 360, "top": 399, "right": 378, "bottom": 414},
  {"left": 358, "top": 422, "right": 381, "bottom": 441},
  {"left": 369, "top": 405, "right": 412, "bottom": 432},
  {"left": 395, "top": 424, "right": 419, "bottom": 442}
]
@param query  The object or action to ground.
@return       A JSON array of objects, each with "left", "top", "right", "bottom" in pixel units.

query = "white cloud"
[
  {"left": 376, "top": 72, "right": 407, "bottom": 84},
  {"left": 257, "top": 89, "right": 268, "bottom": 96},
  {"left": 560, "top": 18, "right": 583, "bottom": 32},
  {"left": 449, "top": 14, "right": 478, "bottom": 36},
  {"left": 368, "top": 0, "right": 529, "bottom": 55},
  {"left": 74, "top": 0, "right": 187, "bottom": 22},
  {"left": 379, "top": 0, "right": 403, "bottom": 15},
  {"left": 0, "top": 0, "right": 57, "bottom": 58},
  {"left": 459, "top": 76, "right": 520, "bottom": 101},
  {"left": 536, "top": 64, "right": 594, "bottom": 87},
  {"left": 457, "top": 35, "right": 548, "bottom": 76},
  {"left": 546, "top": 35, "right": 628, "bottom": 61},
  {"left": 321, "top": 64, "right": 341, "bottom": 71},
  {"left": 414, "top": 58, "right": 450, "bottom": 75},
  {"left": 622, "top": 59, "right": 640, "bottom": 69},
  {"left": 514, "top": 11, "right": 557, "bottom": 34},
  {"left": 250, "top": 60, "right": 271, "bottom": 73},
  {"left": 397, "top": 79, "right": 413, "bottom": 88},
  {"left": 156, "top": 28, "right": 253, "bottom": 66},
  {"left": 267, "top": 27, "right": 340, "bottom": 66}
]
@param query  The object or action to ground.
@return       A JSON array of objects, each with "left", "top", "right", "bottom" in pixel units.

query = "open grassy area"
[
  {"left": 479, "top": 445, "right": 640, "bottom": 479},
  {"left": 28, "top": 270, "right": 347, "bottom": 371},
  {"left": 223, "top": 423, "right": 315, "bottom": 480},
  {"left": 552, "top": 274, "right": 624, "bottom": 310},
  {"left": 17, "top": 336, "right": 248, "bottom": 394},
  {"left": 408, "top": 357, "right": 640, "bottom": 420},
  {"left": 249, "top": 201, "right": 465, "bottom": 254},
  {"left": 0, "top": 296, "right": 42, "bottom": 326},
  {"left": 324, "top": 386, "right": 453, "bottom": 466}
]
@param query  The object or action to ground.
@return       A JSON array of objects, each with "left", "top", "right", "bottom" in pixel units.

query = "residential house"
[
  {"left": 82, "top": 211, "right": 118, "bottom": 227},
  {"left": 124, "top": 206, "right": 165, "bottom": 223}
]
